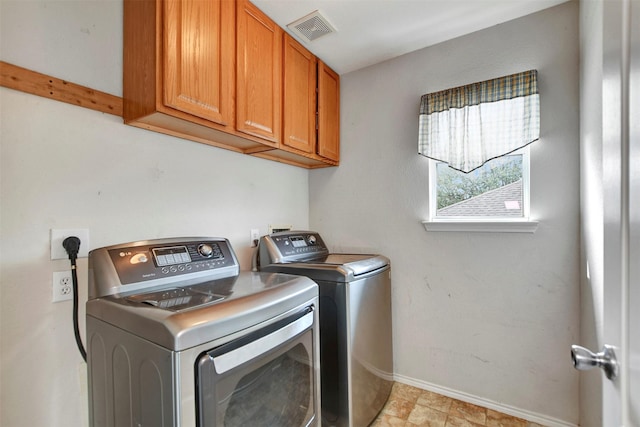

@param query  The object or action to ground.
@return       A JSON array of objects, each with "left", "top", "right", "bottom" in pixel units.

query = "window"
[
  {"left": 423, "top": 148, "right": 537, "bottom": 232},
  {"left": 429, "top": 149, "right": 530, "bottom": 221},
  {"left": 418, "top": 70, "right": 539, "bottom": 232}
]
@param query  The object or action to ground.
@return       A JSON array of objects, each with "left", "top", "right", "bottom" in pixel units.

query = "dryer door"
[{"left": 195, "top": 307, "right": 318, "bottom": 427}]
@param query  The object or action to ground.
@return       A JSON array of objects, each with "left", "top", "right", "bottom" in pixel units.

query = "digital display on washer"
[
  {"left": 289, "top": 236, "right": 307, "bottom": 247},
  {"left": 153, "top": 246, "right": 192, "bottom": 266}
]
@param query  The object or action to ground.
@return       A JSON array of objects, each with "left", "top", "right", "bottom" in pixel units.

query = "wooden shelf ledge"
[{"left": 0, "top": 61, "right": 122, "bottom": 117}]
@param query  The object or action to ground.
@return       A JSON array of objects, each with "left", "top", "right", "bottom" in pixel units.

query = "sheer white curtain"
[{"left": 418, "top": 70, "right": 539, "bottom": 173}]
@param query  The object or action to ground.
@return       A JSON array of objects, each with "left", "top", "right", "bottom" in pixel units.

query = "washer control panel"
[{"left": 260, "top": 231, "right": 329, "bottom": 261}]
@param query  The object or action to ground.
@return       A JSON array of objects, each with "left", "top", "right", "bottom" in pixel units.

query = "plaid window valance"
[{"left": 418, "top": 70, "right": 540, "bottom": 173}]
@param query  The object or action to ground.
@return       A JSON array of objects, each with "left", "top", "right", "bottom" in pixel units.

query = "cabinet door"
[
  {"left": 163, "top": 0, "right": 234, "bottom": 127},
  {"left": 236, "top": 0, "right": 282, "bottom": 144},
  {"left": 283, "top": 34, "right": 317, "bottom": 153},
  {"left": 317, "top": 61, "right": 340, "bottom": 162}
]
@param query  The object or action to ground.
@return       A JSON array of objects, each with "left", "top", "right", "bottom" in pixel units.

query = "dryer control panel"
[
  {"left": 108, "top": 241, "right": 232, "bottom": 284},
  {"left": 89, "top": 237, "right": 240, "bottom": 298}
]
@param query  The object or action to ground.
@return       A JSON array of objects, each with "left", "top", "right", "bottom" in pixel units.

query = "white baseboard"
[{"left": 393, "top": 373, "right": 578, "bottom": 427}]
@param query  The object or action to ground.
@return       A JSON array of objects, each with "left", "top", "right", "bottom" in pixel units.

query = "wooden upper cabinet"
[
  {"left": 163, "top": 0, "right": 235, "bottom": 126},
  {"left": 123, "top": 0, "right": 235, "bottom": 130},
  {"left": 317, "top": 61, "right": 340, "bottom": 162},
  {"left": 123, "top": 0, "right": 338, "bottom": 168},
  {"left": 236, "top": 0, "right": 282, "bottom": 144},
  {"left": 283, "top": 34, "right": 317, "bottom": 154}
]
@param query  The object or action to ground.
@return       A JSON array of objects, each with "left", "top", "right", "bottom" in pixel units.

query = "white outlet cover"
[
  {"left": 52, "top": 271, "right": 73, "bottom": 302},
  {"left": 250, "top": 229, "right": 260, "bottom": 247},
  {"left": 50, "top": 228, "right": 90, "bottom": 260}
]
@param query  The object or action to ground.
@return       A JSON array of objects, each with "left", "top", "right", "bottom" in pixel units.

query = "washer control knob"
[
  {"left": 307, "top": 235, "right": 317, "bottom": 245},
  {"left": 198, "top": 244, "right": 213, "bottom": 257}
]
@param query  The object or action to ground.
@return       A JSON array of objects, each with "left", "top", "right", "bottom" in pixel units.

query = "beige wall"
[{"left": 310, "top": 2, "right": 580, "bottom": 425}]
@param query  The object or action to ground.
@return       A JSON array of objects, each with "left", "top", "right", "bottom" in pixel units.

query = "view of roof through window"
[{"left": 435, "top": 154, "right": 525, "bottom": 218}]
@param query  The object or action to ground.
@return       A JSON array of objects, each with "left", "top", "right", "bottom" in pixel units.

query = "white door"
[
  {"left": 625, "top": 1, "right": 639, "bottom": 424},
  {"left": 601, "top": 0, "right": 639, "bottom": 425}
]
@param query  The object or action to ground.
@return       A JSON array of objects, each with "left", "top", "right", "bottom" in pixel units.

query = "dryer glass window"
[{"left": 196, "top": 311, "right": 317, "bottom": 427}]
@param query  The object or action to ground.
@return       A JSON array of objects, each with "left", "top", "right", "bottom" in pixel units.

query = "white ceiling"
[{"left": 252, "top": 0, "right": 570, "bottom": 75}]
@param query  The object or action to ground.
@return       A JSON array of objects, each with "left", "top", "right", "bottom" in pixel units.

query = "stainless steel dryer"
[
  {"left": 256, "top": 231, "right": 393, "bottom": 427},
  {"left": 86, "top": 237, "right": 321, "bottom": 427}
]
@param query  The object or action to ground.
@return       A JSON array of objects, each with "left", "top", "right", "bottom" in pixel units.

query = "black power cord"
[{"left": 62, "top": 236, "right": 87, "bottom": 362}]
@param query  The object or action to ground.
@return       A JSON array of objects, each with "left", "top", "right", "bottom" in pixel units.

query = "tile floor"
[{"left": 371, "top": 383, "right": 547, "bottom": 427}]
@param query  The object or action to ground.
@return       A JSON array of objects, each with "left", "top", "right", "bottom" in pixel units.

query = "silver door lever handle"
[{"left": 571, "top": 344, "right": 618, "bottom": 380}]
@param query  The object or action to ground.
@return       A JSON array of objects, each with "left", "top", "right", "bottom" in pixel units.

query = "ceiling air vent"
[{"left": 287, "top": 11, "right": 336, "bottom": 43}]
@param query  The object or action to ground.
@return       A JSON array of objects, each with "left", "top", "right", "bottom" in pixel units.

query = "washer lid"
[
  {"left": 312, "top": 254, "right": 389, "bottom": 276},
  {"left": 261, "top": 253, "right": 390, "bottom": 282}
]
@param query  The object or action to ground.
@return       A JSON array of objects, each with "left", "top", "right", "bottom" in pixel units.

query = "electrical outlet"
[
  {"left": 250, "top": 229, "right": 260, "bottom": 247},
  {"left": 52, "top": 271, "right": 73, "bottom": 302},
  {"left": 51, "top": 229, "right": 90, "bottom": 260}
]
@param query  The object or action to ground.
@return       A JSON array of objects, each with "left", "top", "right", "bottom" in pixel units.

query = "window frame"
[{"left": 423, "top": 146, "right": 538, "bottom": 233}]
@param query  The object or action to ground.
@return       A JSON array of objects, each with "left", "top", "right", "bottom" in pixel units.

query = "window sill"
[{"left": 421, "top": 220, "right": 539, "bottom": 233}]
